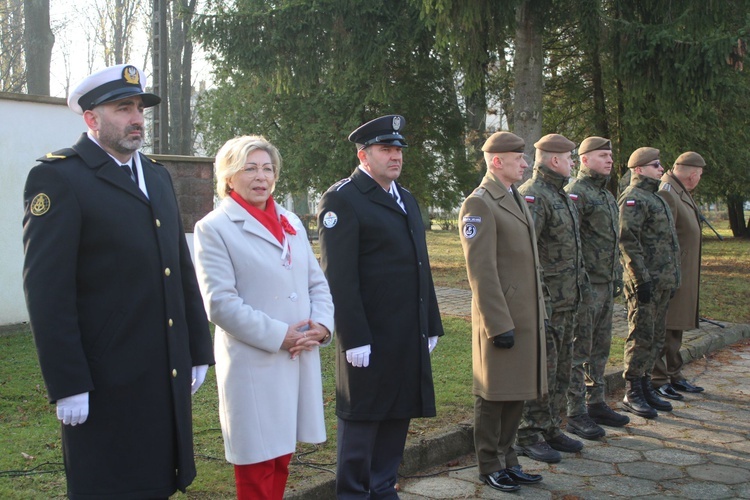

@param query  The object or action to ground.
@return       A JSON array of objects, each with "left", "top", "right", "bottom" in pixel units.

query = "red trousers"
[{"left": 234, "top": 453, "right": 292, "bottom": 500}]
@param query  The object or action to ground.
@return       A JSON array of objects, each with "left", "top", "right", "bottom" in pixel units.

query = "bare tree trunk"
[
  {"left": 152, "top": 0, "right": 168, "bottom": 153},
  {"left": 23, "top": 0, "right": 53, "bottom": 95},
  {"left": 168, "top": 0, "right": 195, "bottom": 154},
  {"left": 727, "top": 195, "right": 749, "bottom": 238},
  {"left": 513, "top": 0, "right": 543, "bottom": 182}
]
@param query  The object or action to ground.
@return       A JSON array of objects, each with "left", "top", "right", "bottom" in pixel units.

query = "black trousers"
[{"left": 336, "top": 417, "right": 410, "bottom": 499}]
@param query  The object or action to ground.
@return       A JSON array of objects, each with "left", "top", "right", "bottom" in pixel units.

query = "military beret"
[
  {"left": 674, "top": 151, "right": 706, "bottom": 168},
  {"left": 348, "top": 115, "right": 408, "bottom": 149},
  {"left": 534, "top": 133, "right": 576, "bottom": 153},
  {"left": 627, "top": 147, "right": 660, "bottom": 168},
  {"left": 481, "top": 131, "right": 525, "bottom": 153},
  {"left": 579, "top": 136, "right": 611, "bottom": 155},
  {"left": 68, "top": 63, "right": 161, "bottom": 115}
]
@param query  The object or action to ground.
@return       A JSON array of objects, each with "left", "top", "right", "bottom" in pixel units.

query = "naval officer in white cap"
[{"left": 22, "top": 63, "right": 214, "bottom": 499}]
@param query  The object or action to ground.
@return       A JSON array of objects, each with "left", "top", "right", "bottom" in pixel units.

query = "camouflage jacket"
[
  {"left": 618, "top": 173, "right": 680, "bottom": 291},
  {"left": 519, "top": 163, "right": 585, "bottom": 312},
  {"left": 565, "top": 166, "right": 622, "bottom": 284}
]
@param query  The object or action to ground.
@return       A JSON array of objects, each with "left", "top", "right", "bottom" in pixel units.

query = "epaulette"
[
  {"left": 142, "top": 155, "right": 163, "bottom": 166},
  {"left": 660, "top": 182, "right": 672, "bottom": 192},
  {"left": 37, "top": 148, "right": 77, "bottom": 163},
  {"left": 332, "top": 178, "right": 352, "bottom": 192},
  {"left": 471, "top": 187, "right": 486, "bottom": 197}
]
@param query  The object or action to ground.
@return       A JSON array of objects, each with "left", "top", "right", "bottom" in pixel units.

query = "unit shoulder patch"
[
  {"left": 462, "top": 223, "right": 477, "bottom": 239},
  {"left": 30, "top": 193, "right": 51, "bottom": 216}
]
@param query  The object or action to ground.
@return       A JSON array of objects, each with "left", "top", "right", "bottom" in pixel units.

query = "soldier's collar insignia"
[{"left": 30, "top": 193, "right": 51, "bottom": 216}]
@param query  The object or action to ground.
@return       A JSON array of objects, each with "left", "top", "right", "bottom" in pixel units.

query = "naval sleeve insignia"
[
  {"left": 30, "top": 193, "right": 51, "bottom": 216},
  {"left": 322, "top": 211, "right": 338, "bottom": 228}
]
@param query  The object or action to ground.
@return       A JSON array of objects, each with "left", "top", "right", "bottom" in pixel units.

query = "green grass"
[{"left": 1, "top": 218, "right": 747, "bottom": 497}]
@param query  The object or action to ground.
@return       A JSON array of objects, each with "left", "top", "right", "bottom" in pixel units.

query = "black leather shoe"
[
  {"left": 505, "top": 465, "right": 542, "bottom": 484},
  {"left": 478, "top": 470, "right": 520, "bottom": 492},
  {"left": 546, "top": 433, "right": 583, "bottom": 453},
  {"left": 673, "top": 379, "right": 704, "bottom": 393},
  {"left": 657, "top": 384, "right": 684, "bottom": 401}
]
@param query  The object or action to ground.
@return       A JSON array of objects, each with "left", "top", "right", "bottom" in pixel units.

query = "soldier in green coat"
[
  {"left": 618, "top": 147, "right": 681, "bottom": 419},
  {"left": 565, "top": 137, "right": 630, "bottom": 439},
  {"left": 515, "top": 134, "right": 586, "bottom": 464}
]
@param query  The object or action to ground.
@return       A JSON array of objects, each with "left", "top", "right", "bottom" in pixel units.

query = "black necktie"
[{"left": 122, "top": 161, "right": 138, "bottom": 186}]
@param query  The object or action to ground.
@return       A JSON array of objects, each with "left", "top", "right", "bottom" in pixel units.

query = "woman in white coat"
[{"left": 194, "top": 135, "right": 334, "bottom": 499}]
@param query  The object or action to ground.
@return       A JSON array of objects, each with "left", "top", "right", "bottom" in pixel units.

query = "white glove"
[
  {"left": 191, "top": 365, "right": 209, "bottom": 395},
  {"left": 346, "top": 345, "right": 371, "bottom": 368},
  {"left": 56, "top": 392, "right": 89, "bottom": 426},
  {"left": 428, "top": 336, "right": 439, "bottom": 353}
]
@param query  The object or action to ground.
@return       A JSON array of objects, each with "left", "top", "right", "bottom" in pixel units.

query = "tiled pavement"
[{"left": 290, "top": 287, "right": 750, "bottom": 499}]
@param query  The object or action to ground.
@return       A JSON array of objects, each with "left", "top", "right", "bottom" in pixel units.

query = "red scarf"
[{"left": 229, "top": 191, "right": 285, "bottom": 244}]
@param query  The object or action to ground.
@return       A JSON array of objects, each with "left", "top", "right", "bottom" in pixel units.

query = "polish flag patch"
[
  {"left": 524, "top": 195, "right": 535, "bottom": 203},
  {"left": 569, "top": 193, "right": 579, "bottom": 201},
  {"left": 626, "top": 199, "right": 636, "bottom": 207}
]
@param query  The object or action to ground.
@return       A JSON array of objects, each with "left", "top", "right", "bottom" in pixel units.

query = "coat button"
[
  {"left": 155, "top": 219, "right": 161, "bottom": 227},
  {"left": 168, "top": 318, "right": 174, "bottom": 327},
  {"left": 164, "top": 268, "right": 171, "bottom": 277},
  {"left": 172, "top": 369, "right": 177, "bottom": 378},
  {"left": 289, "top": 292, "right": 298, "bottom": 302}
]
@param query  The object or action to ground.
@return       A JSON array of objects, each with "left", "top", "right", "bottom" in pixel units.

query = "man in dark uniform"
[
  {"left": 317, "top": 115, "right": 444, "bottom": 499},
  {"left": 22, "top": 64, "right": 214, "bottom": 499}
]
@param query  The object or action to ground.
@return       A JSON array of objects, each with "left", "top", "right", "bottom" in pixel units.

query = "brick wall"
[{"left": 150, "top": 154, "right": 215, "bottom": 231}]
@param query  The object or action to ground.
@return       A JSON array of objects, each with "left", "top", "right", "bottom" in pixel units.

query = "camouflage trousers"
[
  {"left": 516, "top": 309, "right": 576, "bottom": 446},
  {"left": 623, "top": 287, "right": 671, "bottom": 380},
  {"left": 567, "top": 282, "right": 614, "bottom": 417}
]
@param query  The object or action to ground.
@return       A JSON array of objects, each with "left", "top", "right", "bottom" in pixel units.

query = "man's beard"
[{"left": 99, "top": 123, "right": 144, "bottom": 155}]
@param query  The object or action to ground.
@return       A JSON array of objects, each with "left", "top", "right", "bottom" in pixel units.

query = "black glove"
[
  {"left": 636, "top": 282, "right": 652, "bottom": 304},
  {"left": 493, "top": 330, "right": 515, "bottom": 349},
  {"left": 613, "top": 279, "right": 624, "bottom": 298}
]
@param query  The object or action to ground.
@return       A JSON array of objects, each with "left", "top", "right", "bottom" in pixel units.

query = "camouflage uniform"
[
  {"left": 618, "top": 173, "right": 680, "bottom": 380},
  {"left": 516, "top": 163, "right": 585, "bottom": 446},
  {"left": 564, "top": 165, "right": 622, "bottom": 417}
]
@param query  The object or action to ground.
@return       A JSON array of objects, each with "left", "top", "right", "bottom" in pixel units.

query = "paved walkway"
[
  {"left": 395, "top": 287, "right": 750, "bottom": 499},
  {"left": 290, "top": 287, "right": 750, "bottom": 499}
]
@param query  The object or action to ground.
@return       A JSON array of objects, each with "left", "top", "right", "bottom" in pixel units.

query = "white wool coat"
[{"left": 194, "top": 197, "right": 334, "bottom": 465}]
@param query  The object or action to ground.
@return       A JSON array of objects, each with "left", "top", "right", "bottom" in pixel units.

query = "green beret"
[
  {"left": 627, "top": 147, "right": 660, "bottom": 168},
  {"left": 534, "top": 133, "right": 575, "bottom": 153},
  {"left": 674, "top": 151, "right": 706, "bottom": 168},
  {"left": 482, "top": 131, "right": 525, "bottom": 153},
  {"left": 579, "top": 136, "right": 611, "bottom": 155}
]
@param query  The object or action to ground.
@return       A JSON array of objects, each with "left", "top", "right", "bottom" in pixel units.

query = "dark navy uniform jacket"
[
  {"left": 22, "top": 133, "right": 214, "bottom": 498},
  {"left": 317, "top": 167, "right": 443, "bottom": 421}
]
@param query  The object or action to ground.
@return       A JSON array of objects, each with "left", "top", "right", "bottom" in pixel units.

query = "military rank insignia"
[{"left": 30, "top": 193, "right": 51, "bottom": 216}]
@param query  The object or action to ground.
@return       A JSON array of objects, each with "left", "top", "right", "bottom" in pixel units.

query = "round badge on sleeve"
[
  {"left": 463, "top": 223, "right": 477, "bottom": 239},
  {"left": 323, "top": 211, "right": 338, "bottom": 228},
  {"left": 30, "top": 193, "right": 51, "bottom": 216}
]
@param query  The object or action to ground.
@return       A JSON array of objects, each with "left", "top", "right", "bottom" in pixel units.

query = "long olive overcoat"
[
  {"left": 659, "top": 171, "right": 701, "bottom": 330},
  {"left": 459, "top": 172, "right": 548, "bottom": 401}
]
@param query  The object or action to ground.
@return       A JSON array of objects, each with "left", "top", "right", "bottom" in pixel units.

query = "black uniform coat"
[
  {"left": 22, "top": 133, "right": 214, "bottom": 499},
  {"left": 317, "top": 167, "right": 444, "bottom": 421}
]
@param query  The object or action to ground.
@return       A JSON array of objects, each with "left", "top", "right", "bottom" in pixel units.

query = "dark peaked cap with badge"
[
  {"left": 628, "top": 147, "right": 660, "bottom": 168},
  {"left": 578, "top": 136, "right": 611, "bottom": 155},
  {"left": 348, "top": 115, "right": 408, "bottom": 149},
  {"left": 67, "top": 63, "right": 161, "bottom": 115},
  {"left": 481, "top": 131, "right": 525, "bottom": 153},
  {"left": 534, "top": 133, "right": 576, "bottom": 153}
]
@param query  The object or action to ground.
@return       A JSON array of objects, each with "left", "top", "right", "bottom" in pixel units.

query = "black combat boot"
[
  {"left": 641, "top": 376, "right": 673, "bottom": 412},
  {"left": 622, "top": 378, "right": 657, "bottom": 419}
]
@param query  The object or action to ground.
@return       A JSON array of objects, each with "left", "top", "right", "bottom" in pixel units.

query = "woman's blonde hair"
[{"left": 215, "top": 135, "right": 282, "bottom": 199}]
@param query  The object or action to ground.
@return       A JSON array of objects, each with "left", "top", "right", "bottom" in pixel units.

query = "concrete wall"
[
  {"left": 0, "top": 92, "right": 214, "bottom": 326},
  {"left": 1, "top": 93, "right": 83, "bottom": 325}
]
